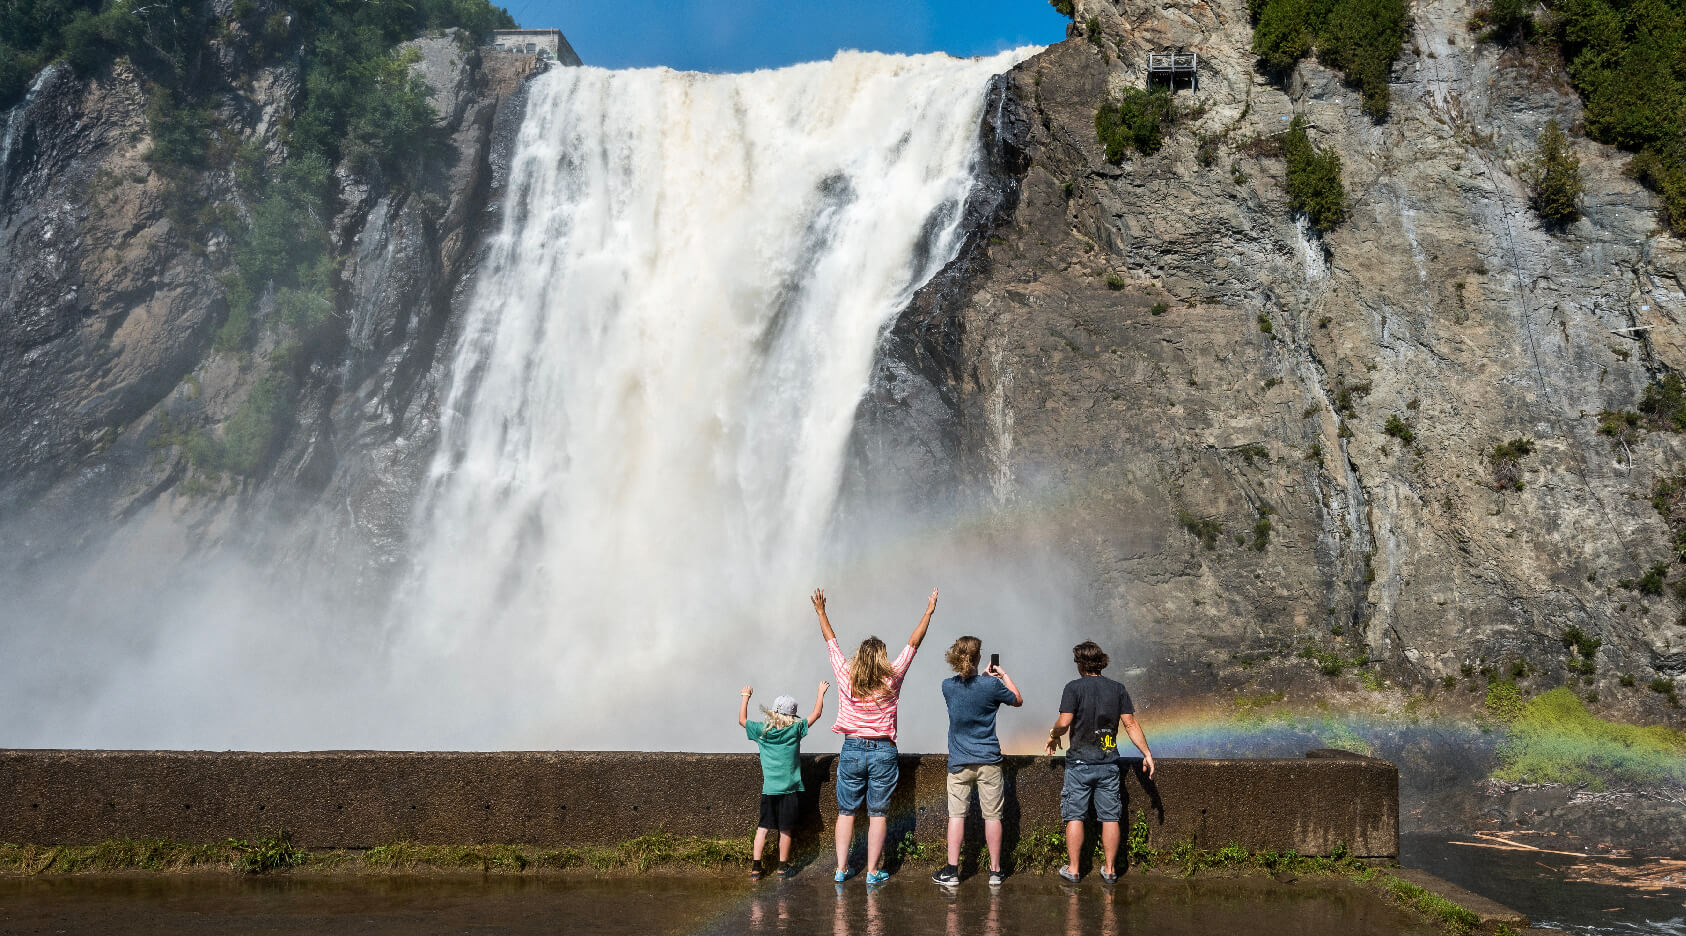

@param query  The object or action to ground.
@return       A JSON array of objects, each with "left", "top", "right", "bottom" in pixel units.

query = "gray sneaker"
[
  {"left": 1057, "top": 866, "right": 1081, "bottom": 884},
  {"left": 988, "top": 870, "right": 1005, "bottom": 887},
  {"left": 931, "top": 866, "right": 960, "bottom": 886}
]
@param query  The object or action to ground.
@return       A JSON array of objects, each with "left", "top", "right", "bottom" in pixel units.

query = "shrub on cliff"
[
  {"left": 1095, "top": 87, "right": 1175, "bottom": 160},
  {"left": 1283, "top": 116, "right": 1347, "bottom": 231},
  {"left": 1552, "top": 0, "right": 1686, "bottom": 234},
  {"left": 1469, "top": 0, "right": 1535, "bottom": 45},
  {"left": 1250, "top": 0, "right": 1408, "bottom": 118},
  {"left": 1049, "top": 0, "right": 1076, "bottom": 17},
  {"left": 1526, "top": 120, "right": 1582, "bottom": 226}
]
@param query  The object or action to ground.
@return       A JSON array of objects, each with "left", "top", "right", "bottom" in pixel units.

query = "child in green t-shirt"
[{"left": 738, "top": 680, "right": 828, "bottom": 879}]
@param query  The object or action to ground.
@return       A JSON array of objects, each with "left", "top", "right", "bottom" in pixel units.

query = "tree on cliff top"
[{"left": 1250, "top": 0, "right": 1408, "bottom": 119}]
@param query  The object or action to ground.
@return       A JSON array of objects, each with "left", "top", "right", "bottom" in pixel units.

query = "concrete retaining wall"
[{"left": 0, "top": 750, "right": 1398, "bottom": 857}]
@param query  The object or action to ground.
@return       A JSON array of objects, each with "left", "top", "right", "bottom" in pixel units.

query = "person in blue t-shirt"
[{"left": 930, "top": 636, "right": 1022, "bottom": 887}]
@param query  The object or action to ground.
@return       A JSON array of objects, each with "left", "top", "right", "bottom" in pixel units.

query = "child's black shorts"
[{"left": 758, "top": 792, "right": 800, "bottom": 831}]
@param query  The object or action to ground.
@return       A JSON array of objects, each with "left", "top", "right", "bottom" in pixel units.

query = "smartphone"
[{"left": 990, "top": 653, "right": 1000, "bottom": 670}]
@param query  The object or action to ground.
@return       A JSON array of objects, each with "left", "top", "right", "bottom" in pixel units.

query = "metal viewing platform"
[
  {"left": 1147, "top": 50, "right": 1198, "bottom": 89},
  {"left": 490, "top": 28, "right": 582, "bottom": 66}
]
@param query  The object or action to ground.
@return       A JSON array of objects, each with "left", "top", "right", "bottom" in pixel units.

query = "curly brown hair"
[
  {"left": 1073, "top": 641, "right": 1110, "bottom": 675},
  {"left": 946, "top": 636, "right": 982, "bottom": 678}
]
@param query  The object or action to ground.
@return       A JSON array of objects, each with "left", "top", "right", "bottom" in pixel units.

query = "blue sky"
[{"left": 500, "top": 0, "right": 1069, "bottom": 72}]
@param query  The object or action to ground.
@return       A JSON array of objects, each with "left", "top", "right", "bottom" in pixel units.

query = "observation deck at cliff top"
[
  {"left": 490, "top": 28, "right": 582, "bottom": 66},
  {"left": 1147, "top": 50, "right": 1198, "bottom": 89}
]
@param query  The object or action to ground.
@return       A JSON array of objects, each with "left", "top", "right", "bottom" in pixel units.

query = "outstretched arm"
[
  {"left": 808, "top": 681, "right": 829, "bottom": 727},
  {"left": 811, "top": 589, "right": 836, "bottom": 642},
  {"left": 1121, "top": 713, "right": 1154, "bottom": 778},
  {"left": 907, "top": 588, "right": 938, "bottom": 649},
  {"left": 738, "top": 686, "right": 752, "bottom": 728},
  {"left": 1045, "top": 712, "right": 1074, "bottom": 756}
]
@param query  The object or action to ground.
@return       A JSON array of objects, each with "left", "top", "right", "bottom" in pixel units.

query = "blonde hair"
[
  {"left": 759, "top": 708, "right": 798, "bottom": 732},
  {"left": 848, "top": 637, "right": 895, "bottom": 700},
  {"left": 946, "top": 636, "right": 981, "bottom": 678}
]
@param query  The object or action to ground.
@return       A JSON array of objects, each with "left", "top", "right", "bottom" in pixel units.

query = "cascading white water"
[{"left": 384, "top": 49, "right": 1036, "bottom": 749}]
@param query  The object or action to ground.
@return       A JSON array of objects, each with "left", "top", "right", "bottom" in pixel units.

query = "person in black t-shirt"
[{"left": 1044, "top": 640, "right": 1155, "bottom": 883}]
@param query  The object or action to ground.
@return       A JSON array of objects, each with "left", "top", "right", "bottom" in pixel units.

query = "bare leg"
[
  {"left": 1100, "top": 821, "right": 1121, "bottom": 874},
  {"left": 984, "top": 818, "right": 1004, "bottom": 872},
  {"left": 754, "top": 827, "right": 769, "bottom": 861},
  {"left": 866, "top": 815, "right": 888, "bottom": 872},
  {"left": 1064, "top": 819, "right": 1085, "bottom": 874},
  {"left": 946, "top": 817, "right": 965, "bottom": 866},
  {"left": 835, "top": 813, "right": 855, "bottom": 872},
  {"left": 778, "top": 831, "right": 793, "bottom": 863}
]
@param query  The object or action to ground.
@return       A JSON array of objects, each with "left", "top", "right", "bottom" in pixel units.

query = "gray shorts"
[{"left": 1060, "top": 759, "right": 1121, "bottom": 822}]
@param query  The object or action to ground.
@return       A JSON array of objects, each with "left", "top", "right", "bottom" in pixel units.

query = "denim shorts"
[
  {"left": 836, "top": 737, "right": 899, "bottom": 817},
  {"left": 1060, "top": 759, "right": 1122, "bottom": 822}
]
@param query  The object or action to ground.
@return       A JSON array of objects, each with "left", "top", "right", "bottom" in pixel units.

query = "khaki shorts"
[{"left": 945, "top": 763, "right": 1005, "bottom": 820}]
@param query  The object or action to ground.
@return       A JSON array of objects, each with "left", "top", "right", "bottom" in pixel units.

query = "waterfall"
[
  {"left": 382, "top": 50, "right": 1036, "bottom": 748},
  {"left": 0, "top": 65, "right": 58, "bottom": 207}
]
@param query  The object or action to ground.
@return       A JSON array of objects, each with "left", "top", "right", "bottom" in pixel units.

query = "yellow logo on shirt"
[{"left": 1100, "top": 733, "right": 1117, "bottom": 753}]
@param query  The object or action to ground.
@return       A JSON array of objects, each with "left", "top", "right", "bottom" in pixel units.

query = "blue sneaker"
[
  {"left": 834, "top": 867, "right": 857, "bottom": 883},
  {"left": 865, "top": 870, "right": 890, "bottom": 885}
]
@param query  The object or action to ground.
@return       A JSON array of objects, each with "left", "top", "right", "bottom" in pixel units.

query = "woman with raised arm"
[{"left": 812, "top": 586, "right": 937, "bottom": 885}]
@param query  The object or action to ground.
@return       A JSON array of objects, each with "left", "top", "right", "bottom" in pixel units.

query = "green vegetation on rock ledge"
[
  {"left": 1096, "top": 87, "right": 1176, "bottom": 161},
  {"left": 1551, "top": 0, "right": 1686, "bottom": 233},
  {"left": 1491, "top": 687, "right": 1686, "bottom": 789},
  {"left": 1283, "top": 116, "right": 1348, "bottom": 231},
  {"left": 6, "top": 0, "right": 517, "bottom": 480},
  {"left": 1249, "top": 0, "right": 1409, "bottom": 117}
]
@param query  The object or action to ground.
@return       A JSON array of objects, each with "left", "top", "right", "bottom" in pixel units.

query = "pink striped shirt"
[{"left": 827, "top": 638, "right": 918, "bottom": 741}]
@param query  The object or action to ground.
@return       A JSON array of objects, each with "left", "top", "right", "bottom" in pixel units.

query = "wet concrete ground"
[{"left": 0, "top": 870, "right": 1442, "bottom": 935}]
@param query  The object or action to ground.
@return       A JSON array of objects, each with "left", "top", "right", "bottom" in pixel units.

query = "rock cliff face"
[
  {"left": 0, "top": 32, "right": 538, "bottom": 597},
  {"left": 855, "top": 0, "right": 1686, "bottom": 721}
]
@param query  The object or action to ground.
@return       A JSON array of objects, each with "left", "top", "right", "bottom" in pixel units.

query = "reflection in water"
[
  {"left": 942, "top": 888, "right": 1004, "bottom": 936},
  {"left": 749, "top": 892, "right": 792, "bottom": 934},
  {"left": 0, "top": 871, "right": 1448, "bottom": 936}
]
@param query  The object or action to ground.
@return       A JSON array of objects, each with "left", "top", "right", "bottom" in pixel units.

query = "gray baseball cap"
[{"left": 772, "top": 695, "right": 799, "bottom": 716}]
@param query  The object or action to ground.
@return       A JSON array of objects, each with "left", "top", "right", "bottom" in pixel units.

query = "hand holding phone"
[{"left": 989, "top": 653, "right": 1000, "bottom": 674}]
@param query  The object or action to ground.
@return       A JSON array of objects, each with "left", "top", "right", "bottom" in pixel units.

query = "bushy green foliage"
[
  {"left": 1637, "top": 561, "right": 1669, "bottom": 596},
  {"left": 1049, "top": 0, "right": 1076, "bottom": 17},
  {"left": 1485, "top": 680, "right": 1525, "bottom": 722},
  {"left": 1493, "top": 687, "right": 1686, "bottom": 788},
  {"left": 1638, "top": 373, "right": 1686, "bottom": 430},
  {"left": 1470, "top": 0, "right": 1535, "bottom": 44},
  {"left": 1250, "top": 0, "right": 1408, "bottom": 117},
  {"left": 1383, "top": 413, "right": 1415, "bottom": 445},
  {"left": 1561, "top": 625, "right": 1602, "bottom": 661},
  {"left": 1553, "top": 0, "right": 1686, "bottom": 233},
  {"left": 1528, "top": 120, "right": 1582, "bottom": 225},
  {"left": 1283, "top": 116, "right": 1348, "bottom": 231},
  {"left": 1489, "top": 436, "right": 1534, "bottom": 490},
  {"left": 1095, "top": 87, "right": 1175, "bottom": 161},
  {"left": 233, "top": 831, "right": 308, "bottom": 873},
  {"left": 1178, "top": 509, "right": 1222, "bottom": 549}
]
